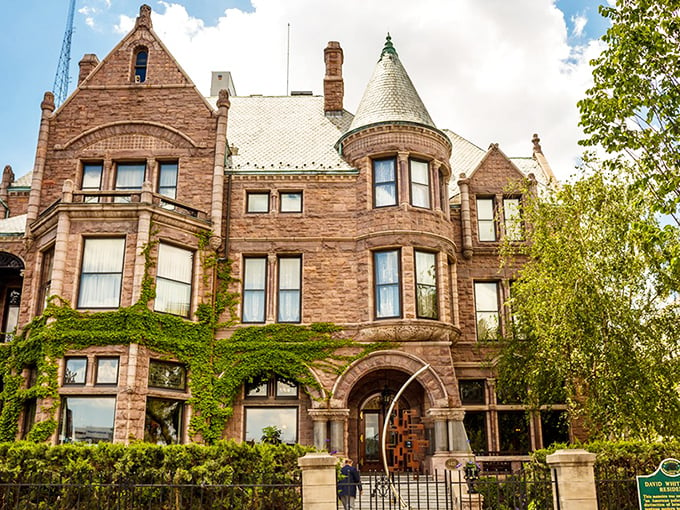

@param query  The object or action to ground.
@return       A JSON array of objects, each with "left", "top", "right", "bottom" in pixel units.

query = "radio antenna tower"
[{"left": 53, "top": 0, "right": 77, "bottom": 107}]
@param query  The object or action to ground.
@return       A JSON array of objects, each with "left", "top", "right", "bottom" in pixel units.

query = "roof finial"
[
  {"left": 381, "top": 33, "right": 398, "bottom": 58},
  {"left": 532, "top": 133, "right": 543, "bottom": 154},
  {"left": 136, "top": 4, "right": 153, "bottom": 29}
]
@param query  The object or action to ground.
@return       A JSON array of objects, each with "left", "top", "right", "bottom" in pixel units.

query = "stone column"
[
  {"left": 307, "top": 409, "right": 329, "bottom": 451},
  {"left": 211, "top": 89, "right": 230, "bottom": 250},
  {"left": 397, "top": 151, "right": 409, "bottom": 206},
  {"left": 330, "top": 417, "right": 345, "bottom": 454},
  {"left": 26, "top": 92, "right": 55, "bottom": 230},
  {"left": 546, "top": 449, "right": 597, "bottom": 510},
  {"left": 458, "top": 174, "right": 473, "bottom": 259},
  {"left": 298, "top": 452, "right": 339, "bottom": 510}
]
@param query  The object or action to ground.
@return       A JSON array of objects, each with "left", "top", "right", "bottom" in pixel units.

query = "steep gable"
[{"left": 467, "top": 143, "right": 530, "bottom": 192}]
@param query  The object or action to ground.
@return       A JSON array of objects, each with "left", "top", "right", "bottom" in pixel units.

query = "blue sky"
[{"left": 0, "top": 1, "right": 610, "bottom": 181}]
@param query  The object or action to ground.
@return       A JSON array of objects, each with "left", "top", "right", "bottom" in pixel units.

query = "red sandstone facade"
[{"left": 0, "top": 5, "right": 566, "bottom": 471}]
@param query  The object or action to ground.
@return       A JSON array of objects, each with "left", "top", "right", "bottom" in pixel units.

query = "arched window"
[{"left": 133, "top": 47, "right": 148, "bottom": 83}]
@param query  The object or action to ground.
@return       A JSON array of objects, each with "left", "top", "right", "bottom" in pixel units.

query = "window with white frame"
[
  {"left": 77, "top": 238, "right": 125, "bottom": 309},
  {"left": 414, "top": 250, "right": 437, "bottom": 319},
  {"left": 373, "top": 158, "right": 397, "bottom": 208},
  {"left": 410, "top": 159, "right": 430, "bottom": 208},
  {"left": 242, "top": 257, "right": 267, "bottom": 323},
  {"left": 474, "top": 281, "right": 500, "bottom": 341},
  {"left": 374, "top": 249, "right": 401, "bottom": 319},
  {"left": 503, "top": 197, "right": 523, "bottom": 240},
  {"left": 476, "top": 198, "right": 496, "bottom": 241},
  {"left": 155, "top": 243, "right": 193, "bottom": 317},
  {"left": 277, "top": 256, "right": 301, "bottom": 323}
]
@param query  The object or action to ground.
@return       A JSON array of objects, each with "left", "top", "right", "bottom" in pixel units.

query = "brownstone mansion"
[{"left": 0, "top": 4, "right": 569, "bottom": 472}]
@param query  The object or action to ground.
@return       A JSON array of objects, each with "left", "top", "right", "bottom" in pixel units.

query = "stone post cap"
[
  {"left": 298, "top": 452, "right": 338, "bottom": 469},
  {"left": 546, "top": 449, "right": 596, "bottom": 466}
]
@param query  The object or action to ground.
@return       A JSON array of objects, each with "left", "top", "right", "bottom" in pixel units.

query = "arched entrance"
[
  {"left": 348, "top": 369, "right": 430, "bottom": 472},
  {"left": 0, "top": 252, "right": 23, "bottom": 342}
]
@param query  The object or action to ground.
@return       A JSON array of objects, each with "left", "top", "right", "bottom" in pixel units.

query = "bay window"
[
  {"left": 410, "top": 159, "right": 430, "bottom": 208},
  {"left": 373, "top": 158, "right": 397, "bottom": 207},
  {"left": 77, "top": 238, "right": 125, "bottom": 309},
  {"left": 374, "top": 249, "right": 401, "bottom": 319},
  {"left": 415, "top": 250, "right": 437, "bottom": 319},
  {"left": 155, "top": 243, "right": 193, "bottom": 317}
]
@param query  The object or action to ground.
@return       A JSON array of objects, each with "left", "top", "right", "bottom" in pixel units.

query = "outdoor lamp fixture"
[{"left": 379, "top": 385, "right": 394, "bottom": 414}]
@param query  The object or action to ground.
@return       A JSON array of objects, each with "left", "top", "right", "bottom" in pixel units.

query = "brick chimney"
[
  {"left": 324, "top": 41, "right": 344, "bottom": 115},
  {"left": 78, "top": 54, "right": 100, "bottom": 85}
]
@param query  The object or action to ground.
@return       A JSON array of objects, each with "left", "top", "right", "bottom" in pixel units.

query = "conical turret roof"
[{"left": 347, "top": 35, "right": 436, "bottom": 133}]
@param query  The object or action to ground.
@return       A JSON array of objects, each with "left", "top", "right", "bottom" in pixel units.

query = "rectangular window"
[
  {"left": 373, "top": 158, "right": 397, "bottom": 207},
  {"left": 374, "top": 250, "right": 401, "bottom": 319},
  {"left": 245, "top": 378, "right": 268, "bottom": 398},
  {"left": 37, "top": 246, "right": 54, "bottom": 311},
  {"left": 60, "top": 396, "right": 116, "bottom": 444},
  {"left": 540, "top": 410, "right": 569, "bottom": 447},
  {"left": 64, "top": 357, "right": 87, "bottom": 385},
  {"left": 459, "top": 379, "right": 486, "bottom": 405},
  {"left": 476, "top": 198, "right": 496, "bottom": 241},
  {"left": 158, "top": 161, "right": 178, "bottom": 200},
  {"left": 245, "top": 407, "right": 298, "bottom": 444},
  {"left": 155, "top": 243, "right": 193, "bottom": 317},
  {"left": 148, "top": 360, "right": 186, "bottom": 391},
  {"left": 81, "top": 162, "right": 103, "bottom": 203},
  {"left": 145, "top": 397, "right": 183, "bottom": 445},
  {"left": 498, "top": 411, "right": 530, "bottom": 454},
  {"left": 410, "top": 159, "right": 430, "bottom": 208},
  {"left": 503, "top": 197, "right": 523, "bottom": 240},
  {"left": 95, "top": 358, "right": 119, "bottom": 385},
  {"left": 463, "top": 411, "right": 488, "bottom": 455},
  {"left": 474, "top": 281, "right": 500, "bottom": 341},
  {"left": 2, "top": 288, "right": 21, "bottom": 342},
  {"left": 77, "top": 238, "right": 125, "bottom": 309},
  {"left": 276, "top": 377, "right": 298, "bottom": 398},
  {"left": 247, "top": 192, "right": 270, "bottom": 213},
  {"left": 415, "top": 250, "right": 437, "bottom": 319},
  {"left": 280, "top": 192, "right": 303, "bottom": 213},
  {"left": 277, "top": 256, "right": 301, "bottom": 323},
  {"left": 243, "top": 257, "right": 267, "bottom": 323}
]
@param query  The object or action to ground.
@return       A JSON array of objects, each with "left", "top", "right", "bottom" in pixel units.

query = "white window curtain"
[
  {"left": 159, "top": 162, "right": 178, "bottom": 199},
  {"left": 115, "top": 163, "right": 145, "bottom": 190},
  {"left": 243, "top": 258, "right": 266, "bottom": 322},
  {"left": 374, "top": 159, "right": 397, "bottom": 207},
  {"left": 375, "top": 250, "right": 400, "bottom": 318},
  {"left": 78, "top": 238, "right": 125, "bottom": 308},
  {"left": 410, "top": 160, "right": 430, "bottom": 208},
  {"left": 278, "top": 257, "right": 301, "bottom": 322},
  {"left": 155, "top": 243, "right": 193, "bottom": 317}
]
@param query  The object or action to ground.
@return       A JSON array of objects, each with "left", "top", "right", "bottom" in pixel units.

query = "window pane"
[
  {"left": 82, "top": 163, "right": 103, "bottom": 190},
  {"left": 504, "top": 198, "right": 523, "bottom": 240},
  {"left": 155, "top": 278, "right": 191, "bottom": 317},
  {"left": 498, "top": 411, "right": 530, "bottom": 454},
  {"left": 60, "top": 397, "right": 116, "bottom": 444},
  {"left": 475, "top": 282, "right": 499, "bottom": 341},
  {"left": 375, "top": 250, "right": 400, "bottom": 318},
  {"left": 459, "top": 379, "right": 486, "bottom": 405},
  {"left": 64, "top": 358, "right": 87, "bottom": 385},
  {"left": 144, "top": 397, "right": 182, "bottom": 445},
  {"left": 148, "top": 360, "right": 186, "bottom": 390},
  {"left": 278, "top": 258, "right": 300, "bottom": 290},
  {"left": 157, "top": 244, "right": 192, "bottom": 283},
  {"left": 276, "top": 378, "right": 298, "bottom": 398},
  {"left": 81, "top": 238, "right": 125, "bottom": 273},
  {"left": 159, "top": 162, "right": 178, "bottom": 199},
  {"left": 246, "top": 379, "right": 268, "bottom": 398},
  {"left": 477, "top": 198, "right": 496, "bottom": 241},
  {"left": 115, "top": 163, "right": 145, "bottom": 190},
  {"left": 280, "top": 192, "right": 302, "bottom": 212},
  {"left": 464, "top": 411, "right": 488, "bottom": 454},
  {"left": 374, "top": 159, "right": 397, "bottom": 207},
  {"left": 156, "top": 244, "right": 193, "bottom": 317},
  {"left": 415, "top": 251, "right": 436, "bottom": 285},
  {"left": 410, "top": 160, "right": 430, "bottom": 208},
  {"left": 541, "top": 410, "right": 569, "bottom": 447},
  {"left": 243, "top": 258, "right": 266, "bottom": 322},
  {"left": 96, "top": 358, "right": 119, "bottom": 385},
  {"left": 247, "top": 193, "right": 269, "bottom": 213},
  {"left": 245, "top": 407, "right": 297, "bottom": 444}
]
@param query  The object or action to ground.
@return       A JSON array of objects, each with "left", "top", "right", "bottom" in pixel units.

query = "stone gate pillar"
[{"left": 546, "top": 449, "right": 597, "bottom": 510}]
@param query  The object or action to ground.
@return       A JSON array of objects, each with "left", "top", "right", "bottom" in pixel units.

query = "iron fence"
[
  {"left": 596, "top": 477, "right": 637, "bottom": 510},
  {"left": 337, "top": 468, "right": 557, "bottom": 510},
  {"left": 0, "top": 477, "right": 302, "bottom": 510}
]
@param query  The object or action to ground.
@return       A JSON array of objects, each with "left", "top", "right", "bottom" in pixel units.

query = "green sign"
[{"left": 637, "top": 458, "right": 680, "bottom": 509}]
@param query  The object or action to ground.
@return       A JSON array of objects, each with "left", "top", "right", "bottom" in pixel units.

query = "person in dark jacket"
[{"left": 338, "top": 458, "right": 362, "bottom": 509}]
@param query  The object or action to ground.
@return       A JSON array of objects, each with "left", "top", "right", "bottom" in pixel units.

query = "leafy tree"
[
  {"left": 578, "top": 0, "right": 680, "bottom": 222},
  {"left": 498, "top": 165, "right": 680, "bottom": 440}
]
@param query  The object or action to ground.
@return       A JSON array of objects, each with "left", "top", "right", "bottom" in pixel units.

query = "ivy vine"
[{"left": 0, "top": 230, "right": 384, "bottom": 443}]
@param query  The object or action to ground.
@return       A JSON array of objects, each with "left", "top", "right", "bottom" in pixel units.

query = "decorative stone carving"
[{"left": 355, "top": 320, "right": 459, "bottom": 343}]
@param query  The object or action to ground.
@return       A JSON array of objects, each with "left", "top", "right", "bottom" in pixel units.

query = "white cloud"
[
  {"left": 139, "top": 0, "right": 603, "bottom": 181},
  {"left": 571, "top": 14, "right": 588, "bottom": 38}
]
